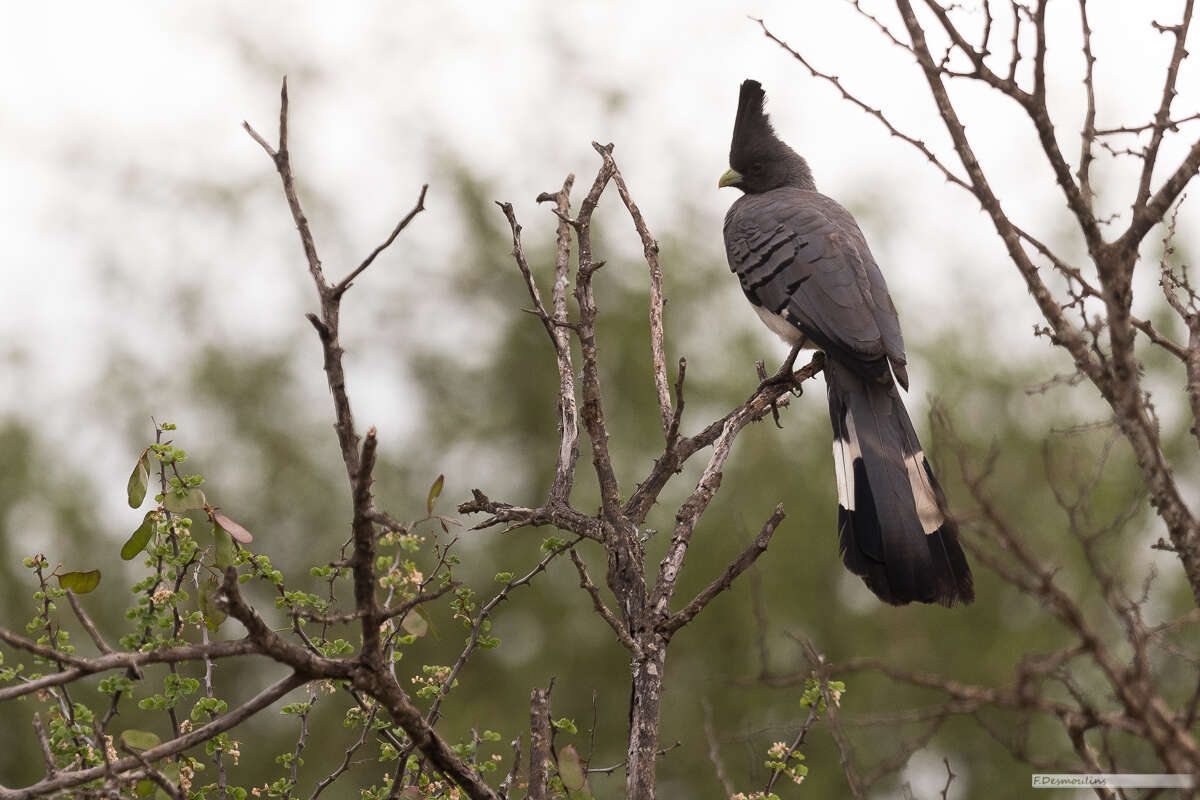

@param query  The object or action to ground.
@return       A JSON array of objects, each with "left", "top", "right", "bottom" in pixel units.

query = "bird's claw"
[
  {"left": 754, "top": 354, "right": 803, "bottom": 429},
  {"left": 755, "top": 364, "right": 805, "bottom": 396}
]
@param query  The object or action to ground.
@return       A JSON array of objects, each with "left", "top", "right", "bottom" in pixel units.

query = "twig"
[
  {"left": 5, "top": 673, "right": 307, "bottom": 799},
  {"left": 425, "top": 538, "right": 580, "bottom": 728},
  {"left": 0, "top": 633, "right": 260, "bottom": 703},
  {"left": 755, "top": 17, "right": 971, "bottom": 191},
  {"left": 602, "top": 149, "right": 673, "bottom": 436},
  {"left": 573, "top": 143, "right": 623, "bottom": 522},
  {"left": 570, "top": 549, "right": 641, "bottom": 656},
  {"left": 1076, "top": 0, "right": 1097, "bottom": 210},
  {"left": 802, "top": 640, "right": 864, "bottom": 798},
  {"left": 1096, "top": 113, "right": 1200, "bottom": 135},
  {"left": 32, "top": 714, "right": 56, "bottom": 778},
  {"left": 701, "top": 699, "right": 735, "bottom": 797},
  {"left": 940, "top": 757, "right": 956, "bottom": 800},
  {"left": 246, "top": 80, "right": 500, "bottom": 800},
  {"left": 333, "top": 185, "right": 429, "bottom": 297},
  {"left": 1134, "top": 0, "right": 1196, "bottom": 211},
  {"left": 764, "top": 704, "right": 819, "bottom": 795},
  {"left": 307, "top": 695, "right": 372, "bottom": 800},
  {"left": 498, "top": 735, "right": 522, "bottom": 800},
  {"left": 585, "top": 741, "right": 682, "bottom": 775},
  {"left": 124, "top": 748, "right": 185, "bottom": 800},
  {"left": 659, "top": 504, "right": 786, "bottom": 638},
  {"left": 63, "top": 591, "right": 113, "bottom": 655}
]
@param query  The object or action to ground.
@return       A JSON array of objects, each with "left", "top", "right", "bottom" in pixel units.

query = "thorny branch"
[
  {"left": 0, "top": 79, "right": 821, "bottom": 800},
  {"left": 749, "top": 0, "right": 1200, "bottom": 793},
  {"left": 760, "top": 0, "right": 1200, "bottom": 599},
  {"left": 240, "top": 78, "right": 500, "bottom": 800},
  {"left": 462, "top": 140, "right": 824, "bottom": 798}
]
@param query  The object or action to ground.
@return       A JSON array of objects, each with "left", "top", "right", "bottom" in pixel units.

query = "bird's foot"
[
  {"left": 755, "top": 359, "right": 805, "bottom": 396},
  {"left": 754, "top": 347, "right": 805, "bottom": 429}
]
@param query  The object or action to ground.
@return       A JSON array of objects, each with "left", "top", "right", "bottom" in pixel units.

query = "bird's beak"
[{"left": 718, "top": 168, "right": 743, "bottom": 189}]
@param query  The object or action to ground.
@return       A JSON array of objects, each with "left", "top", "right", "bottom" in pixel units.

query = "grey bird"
[{"left": 719, "top": 79, "right": 973, "bottom": 606}]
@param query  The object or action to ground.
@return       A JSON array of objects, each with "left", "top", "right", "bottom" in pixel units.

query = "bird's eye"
[{"left": 750, "top": 162, "right": 763, "bottom": 174}]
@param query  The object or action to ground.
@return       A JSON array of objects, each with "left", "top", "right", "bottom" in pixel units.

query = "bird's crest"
[{"left": 731, "top": 79, "right": 778, "bottom": 158}]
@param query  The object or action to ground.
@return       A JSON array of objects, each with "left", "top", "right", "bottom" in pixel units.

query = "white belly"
[{"left": 753, "top": 305, "right": 810, "bottom": 347}]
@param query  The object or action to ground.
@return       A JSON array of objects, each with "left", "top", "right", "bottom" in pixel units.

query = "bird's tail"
[{"left": 825, "top": 360, "right": 974, "bottom": 606}]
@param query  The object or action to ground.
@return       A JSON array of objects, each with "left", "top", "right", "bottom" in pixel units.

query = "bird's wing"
[{"left": 724, "top": 189, "right": 907, "bottom": 385}]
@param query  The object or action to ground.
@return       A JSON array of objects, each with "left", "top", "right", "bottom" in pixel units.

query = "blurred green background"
[{"left": 2, "top": 3, "right": 1198, "bottom": 798}]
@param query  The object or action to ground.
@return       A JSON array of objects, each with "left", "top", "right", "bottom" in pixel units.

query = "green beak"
[{"left": 718, "top": 168, "right": 743, "bottom": 188}]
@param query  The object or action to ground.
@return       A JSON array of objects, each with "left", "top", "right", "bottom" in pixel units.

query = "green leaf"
[
  {"left": 121, "top": 511, "right": 157, "bottom": 560},
  {"left": 127, "top": 451, "right": 150, "bottom": 509},
  {"left": 199, "top": 577, "right": 226, "bottom": 631},
  {"left": 164, "top": 487, "right": 206, "bottom": 513},
  {"left": 427, "top": 474, "right": 444, "bottom": 514},
  {"left": 213, "top": 512, "right": 253, "bottom": 543},
  {"left": 120, "top": 729, "right": 161, "bottom": 751},
  {"left": 400, "top": 608, "right": 428, "bottom": 638},
  {"left": 58, "top": 570, "right": 101, "bottom": 594},
  {"left": 212, "top": 523, "right": 235, "bottom": 569},
  {"left": 558, "top": 744, "right": 586, "bottom": 791},
  {"left": 135, "top": 779, "right": 156, "bottom": 797}
]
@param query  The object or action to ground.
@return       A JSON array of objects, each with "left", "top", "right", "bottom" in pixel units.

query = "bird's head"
[{"left": 719, "top": 79, "right": 815, "bottom": 194}]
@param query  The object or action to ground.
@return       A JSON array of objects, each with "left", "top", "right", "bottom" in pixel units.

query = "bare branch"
[
  {"left": 124, "top": 748, "right": 185, "bottom": 800},
  {"left": 457, "top": 490, "right": 603, "bottom": 540},
  {"left": 64, "top": 591, "right": 113, "bottom": 655},
  {"left": 756, "top": 17, "right": 970, "bottom": 191},
  {"left": 333, "top": 184, "right": 429, "bottom": 297},
  {"left": 31, "top": 714, "right": 55, "bottom": 778},
  {"left": 1120, "top": 135, "right": 1200, "bottom": 252},
  {"left": 1096, "top": 113, "right": 1200, "bottom": 136},
  {"left": 845, "top": 0, "right": 916, "bottom": 53},
  {"left": 1135, "top": 0, "right": 1196, "bottom": 210},
  {"left": 624, "top": 353, "right": 824, "bottom": 526},
  {"left": 539, "top": 177, "right": 582, "bottom": 504},
  {"left": 570, "top": 548, "right": 641, "bottom": 657},
  {"left": 1076, "top": 0, "right": 1098, "bottom": 209},
  {"left": 496, "top": 200, "right": 554, "bottom": 332},
  {"left": 498, "top": 735, "right": 522, "bottom": 800},
  {"left": 308, "top": 700, "right": 376, "bottom": 800},
  {"left": 528, "top": 685, "right": 553, "bottom": 800},
  {"left": 659, "top": 504, "right": 786, "bottom": 638},
  {"left": 244, "top": 78, "right": 330, "bottom": 294},
  {"left": 574, "top": 143, "right": 623, "bottom": 522},
  {"left": 293, "top": 582, "right": 458, "bottom": 626},
  {"left": 939, "top": 757, "right": 956, "bottom": 800},
  {"left": 604, "top": 152, "right": 673, "bottom": 437},
  {"left": 0, "top": 633, "right": 261, "bottom": 703}
]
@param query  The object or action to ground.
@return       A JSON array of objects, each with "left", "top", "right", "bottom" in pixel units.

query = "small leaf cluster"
[
  {"left": 1, "top": 426, "right": 581, "bottom": 799},
  {"left": 764, "top": 740, "right": 808, "bottom": 787},
  {"left": 799, "top": 676, "right": 845, "bottom": 716}
]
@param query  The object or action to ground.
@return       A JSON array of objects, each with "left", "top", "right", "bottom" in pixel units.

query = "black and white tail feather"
[
  {"left": 721, "top": 78, "right": 974, "bottom": 607},
  {"left": 827, "top": 362, "right": 973, "bottom": 606}
]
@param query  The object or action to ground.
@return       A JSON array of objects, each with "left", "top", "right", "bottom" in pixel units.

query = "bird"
[{"left": 718, "top": 79, "right": 974, "bottom": 607}]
